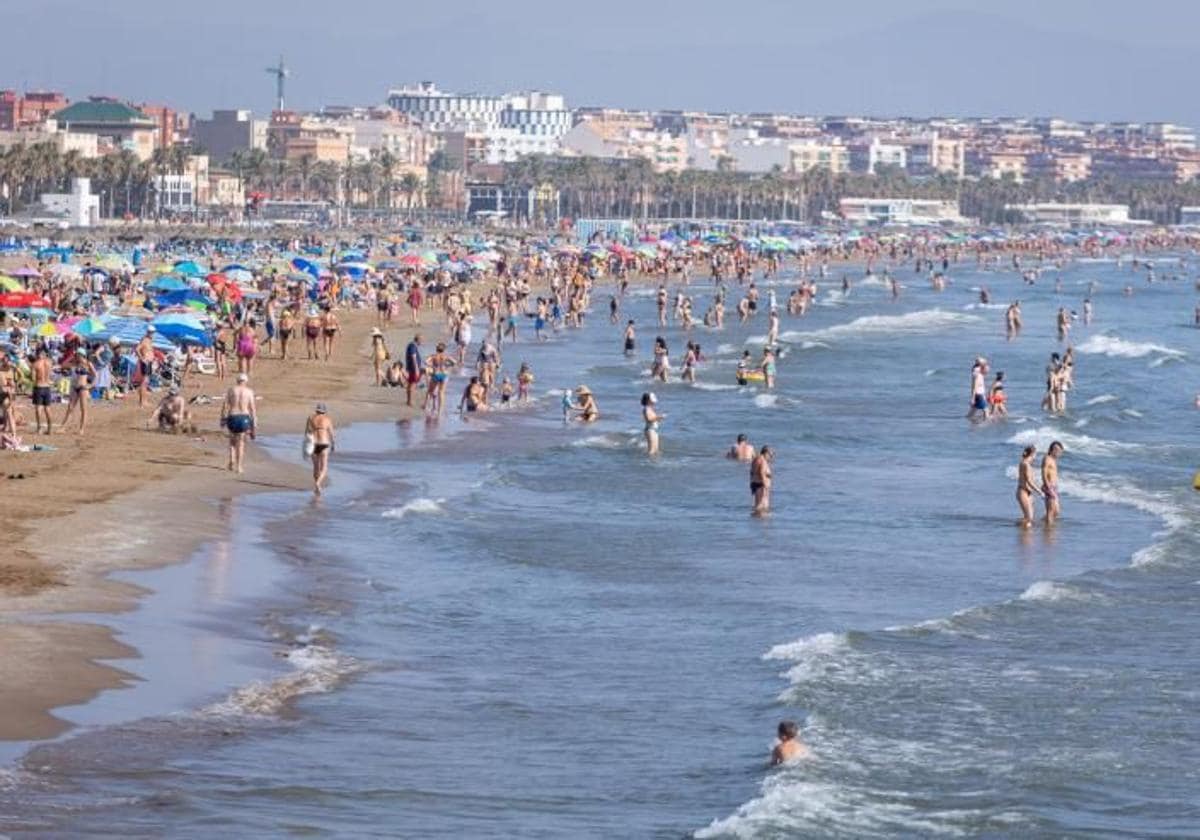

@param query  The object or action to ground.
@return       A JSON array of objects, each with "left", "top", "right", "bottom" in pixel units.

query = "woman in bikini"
[
  {"left": 321, "top": 308, "right": 340, "bottom": 361},
  {"left": 61, "top": 356, "right": 95, "bottom": 435},
  {"left": 641, "top": 392, "right": 664, "bottom": 456},
  {"left": 304, "top": 309, "right": 322, "bottom": 360},
  {"left": 424, "top": 342, "right": 455, "bottom": 416},
  {"left": 278, "top": 307, "right": 295, "bottom": 361},
  {"left": 1016, "top": 445, "right": 1043, "bottom": 529},
  {"left": 370, "top": 328, "right": 390, "bottom": 386},
  {"left": 213, "top": 322, "right": 230, "bottom": 380}
]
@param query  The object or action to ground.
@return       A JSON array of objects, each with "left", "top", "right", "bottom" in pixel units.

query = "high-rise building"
[{"left": 191, "top": 110, "right": 268, "bottom": 164}]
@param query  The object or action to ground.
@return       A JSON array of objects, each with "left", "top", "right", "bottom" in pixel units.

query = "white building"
[
  {"left": 1179, "top": 206, "right": 1200, "bottom": 225},
  {"left": 849, "top": 138, "right": 908, "bottom": 174},
  {"left": 499, "top": 91, "right": 572, "bottom": 140},
  {"left": 1006, "top": 202, "right": 1131, "bottom": 225},
  {"left": 839, "top": 197, "right": 963, "bottom": 225},
  {"left": 40, "top": 177, "right": 100, "bottom": 227},
  {"left": 153, "top": 174, "right": 196, "bottom": 212},
  {"left": 386, "top": 83, "right": 571, "bottom": 146}
]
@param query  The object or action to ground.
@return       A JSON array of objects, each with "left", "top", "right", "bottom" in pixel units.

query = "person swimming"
[{"left": 770, "top": 720, "right": 809, "bottom": 765}]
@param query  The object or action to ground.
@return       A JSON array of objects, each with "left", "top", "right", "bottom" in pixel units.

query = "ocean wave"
[
  {"left": 1076, "top": 334, "right": 1185, "bottom": 360},
  {"left": 1085, "top": 394, "right": 1119, "bottom": 406},
  {"left": 1005, "top": 427, "right": 1139, "bottom": 458},
  {"left": 1018, "top": 580, "right": 1108, "bottom": 605},
  {"left": 690, "top": 381, "right": 740, "bottom": 391},
  {"left": 571, "top": 433, "right": 630, "bottom": 449},
  {"left": 754, "top": 394, "right": 779, "bottom": 409},
  {"left": 201, "top": 645, "right": 359, "bottom": 719},
  {"left": 779, "top": 308, "right": 979, "bottom": 343},
  {"left": 382, "top": 498, "right": 446, "bottom": 518}
]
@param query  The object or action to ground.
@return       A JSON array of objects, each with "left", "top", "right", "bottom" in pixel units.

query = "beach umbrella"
[
  {"left": 221, "top": 263, "right": 251, "bottom": 273},
  {"left": 32, "top": 322, "right": 62, "bottom": 338},
  {"left": 224, "top": 268, "right": 253, "bottom": 283},
  {"left": 173, "top": 260, "right": 204, "bottom": 277},
  {"left": 291, "top": 257, "right": 321, "bottom": 279},
  {"left": 93, "top": 318, "right": 176, "bottom": 350},
  {"left": 146, "top": 275, "right": 190, "bottom": 292},
  {"left": 0, "top": 276, "right": 21, "bottom": 292},
  {"left": 398, "top": 254, "right": 423, "bottom": 267},
  {"left": 10, "top": 266, "right": 41, "bottom": 278},
  {"left": 0, "top": 292, "right": 51, "bottom": 309},
  {"left": 152, "top": 312, "right": 212, "bottom": 347},
  {"left": 71, "top": 316, "right": 109, "bottom": 338}
]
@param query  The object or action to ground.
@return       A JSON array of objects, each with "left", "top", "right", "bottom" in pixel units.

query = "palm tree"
[{"left": 399, "top": 172, "right": 422, "bottom": 209}]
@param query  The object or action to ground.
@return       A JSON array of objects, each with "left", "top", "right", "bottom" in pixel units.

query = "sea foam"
[
  {"left": 382, "top": 498, "right": 446, "bottom": 518},
  {"left": 1077, "top": 334, "right": 1185, "bottom": 360},
  {"left": 779, "top": 308, "right": 979, "bottom": 344}
]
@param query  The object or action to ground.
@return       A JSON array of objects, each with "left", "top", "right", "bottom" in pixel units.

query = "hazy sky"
[{"left": 6, "top": 0, "right": 1199, "bottom": 125}]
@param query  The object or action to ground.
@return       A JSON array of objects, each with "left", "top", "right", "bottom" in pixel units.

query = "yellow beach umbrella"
[{"left": 0, "top": 276, "right": 21, "bottom": 292}]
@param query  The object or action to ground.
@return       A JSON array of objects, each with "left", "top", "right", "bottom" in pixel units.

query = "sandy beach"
[{"left": 0, "top": 304, "right": 434, "bottom": 739}]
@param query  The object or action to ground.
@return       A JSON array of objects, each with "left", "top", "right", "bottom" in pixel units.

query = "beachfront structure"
[
  {"left": 848, "top": 138, "right": 908, "bottom": 174},
  {"left": 790, "top": 139, "right": 849, "bottom": 175},
  {"left": 191, "top": 110, "right": 268, "bottom": 164},
  {"left": 1006, "top": 202, "right": 1131, "bottom": 225},
  {"left": 387, "top": 82, "right": 505, "bottom": 131},
  {"left": 839, "top": 197, "right": 963, "bottom": 225},
  {"left": 267, "top": 111, "right": 352, "bottom": 163},
  {"left": 53, "top": 98, "right": 158, "bottom": 160},
  {"left": 1179, "top": 207, "right": 1200, "bottom": 225},
  {"left": 0, "top": 90, "right": 68, "bottom": 131},
  {"left": 440, "top": 127, "right": 559, "bottom": 168},
  {"left": 0, "top": 125, "right": 99, "bottom": 158},
  {"left": 560, "top": 122, "right": 687, "bottom": 173},
  {"left": 39, "top": 177, "right": 100, "bottom": 227},
  {"left": 385, "top": 83, "right": 571, "bottom": 138}
]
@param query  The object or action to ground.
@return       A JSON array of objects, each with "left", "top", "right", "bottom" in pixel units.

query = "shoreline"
[{"left": 0, "top": 306, "right": 438, "bottom": 740}]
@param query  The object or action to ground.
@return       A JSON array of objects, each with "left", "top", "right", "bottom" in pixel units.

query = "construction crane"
[{"left": 266, "top": 56, "right": 289, "bottom": 111}]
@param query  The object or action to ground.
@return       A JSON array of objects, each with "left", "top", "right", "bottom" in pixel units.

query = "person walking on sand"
[
  {"left": 305, "top": 403, "right": 335, "bottom": 495},
  {"left": 220, "top": 372, "right": 257, "bottom": 474},
  {"left": 61, "top": 354, "right": 95, "bottom": 435},
  {"left": 30, "top": 348, "right": 53, "bottom": 434},
  {"left": 370, "top": 328, "right": 390, "bottom": 386},
  {"left": 1041, "top": 440, "right": 1064, "bottom": 525},
  {"left": 641, "top": 392, "right": 664, "bottom": 456},
  {"left": 750, "top": 445, "right": 773, "bottom": 516},
  {"left": 1016, "top": 444, "right": 1044, "bottom": 529},
  {"left": 135, "top": 326, "right": 156, "bottom": 407},
  {"left": 235, "top": 320, "right": 257, "bottom": 375},
  {"left": 404, "top": 333, "right": 423, "bottom": 407}
]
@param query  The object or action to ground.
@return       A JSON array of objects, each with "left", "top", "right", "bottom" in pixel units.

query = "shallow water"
[{"left": 2, "top": 256, "right": 1198, "bottom": 837}]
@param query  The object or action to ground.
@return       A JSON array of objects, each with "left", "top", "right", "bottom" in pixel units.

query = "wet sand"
[{"left": 0, "top": 306, "right": 435, "bottom": 739}]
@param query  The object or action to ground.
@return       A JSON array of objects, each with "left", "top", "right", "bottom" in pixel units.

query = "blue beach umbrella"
[
  {"left": 152, "top": 312, "right": 212, "bottom": 347},
  {"left": 173, "top": 260, "right": 203, "bottom": 277}
]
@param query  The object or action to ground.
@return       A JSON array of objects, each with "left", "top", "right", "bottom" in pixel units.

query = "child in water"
[
  {"left": 561, "top": 389, "right": 576, "bottom": 421},
  {"left": 517, "top": 362, "right": 534, "bottom": 402},
  {"left": 500, "top": 377, "right": 514, "bottom": 406}
]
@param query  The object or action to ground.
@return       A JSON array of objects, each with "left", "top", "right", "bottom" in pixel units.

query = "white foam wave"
[
  {"left": 764, "top": 631, "right": 848, "bottom": 662},
  {"left": 780, "top": 308, "right": 979, "bottom": 344},
  {"left": 1058, "top": 472, "right": 1187, "bottom": 531},
  {"left": 1077, "top": 334, "right": 1185, "bottom": 360},
  {"left": 572, "top": 433, "right": 626, "bottom": 449},
  {"left": 690, "top": 381, "right": 740, "bottom": 391},
  {"left": 1086, "top": 394, "right": 1119, "bottom": 406},
  {"left": 1006, "top": 427, "right": 1139, "bottom": 458},
  {"left": 1018, "top": 580, "right": 1106, "bottom": 605},
  {"left": 201, "top": 645, "right": 358, "bottom": 719},
  {"left": 754, "top": 394, "right": 779, "bottom": 409},
  {"left": 799, "top": 340, "right": 828, "bottom": 350},
  {"left": 715, "top": 343, "right": 737, "bottom": 355},
  {"left": 382, "top": 497, "right": 446, "bottom": 518}
]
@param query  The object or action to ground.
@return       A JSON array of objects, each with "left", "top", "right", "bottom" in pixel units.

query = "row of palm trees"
[
  {"left": 0, "top": 142, "right": 429, "bottom": 219},
  {"left": 228, "top": 148, "right": 425, "bottom": 211},
  {"left": 502, "top": 154, "right": 1200, "bottom": 225}
]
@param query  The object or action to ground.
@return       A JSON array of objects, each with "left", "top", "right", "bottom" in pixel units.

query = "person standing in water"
[
  {"left": 750, "top": 445, "right": 773, "bottom": 516},
  {"left": 623, "top": 320, "right": 636, "bottom": 356},
  {"left": 641, "top": 392, "right": 664, "bottom": 456},
  {"left": 967, "top": 357, "right": 988, "bottom": 422},
  {"left": 305, "top": 403, "right": 335, "bottom": 496},
  {"left": 1016, "top": 445, "right": 1044, "bottom": 529},
  {"left": 1041, "top": 440, "right": 1064, "bottom": 525}
]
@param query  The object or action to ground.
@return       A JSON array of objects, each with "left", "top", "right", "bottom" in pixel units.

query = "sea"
[{"left": 2, "top": 254, "right": 1198, "bottom": 838}]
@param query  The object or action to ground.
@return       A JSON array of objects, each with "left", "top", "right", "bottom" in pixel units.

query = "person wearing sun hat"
[{"left": 573, "top": 384, "right": 598, "bottom": 422}]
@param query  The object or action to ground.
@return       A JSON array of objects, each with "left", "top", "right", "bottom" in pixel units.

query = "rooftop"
[{"left": 54, "top": 99, "right": 153, "bottom": 125}]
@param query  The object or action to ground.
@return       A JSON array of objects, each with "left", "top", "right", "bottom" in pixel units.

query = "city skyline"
[{"left": 4, "top": 0, "right": 1199, "bottom": 125}]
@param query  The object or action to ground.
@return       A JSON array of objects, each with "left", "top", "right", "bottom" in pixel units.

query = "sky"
[{"left": 5, "top": 0, "right": 1199, "bottom": 126}]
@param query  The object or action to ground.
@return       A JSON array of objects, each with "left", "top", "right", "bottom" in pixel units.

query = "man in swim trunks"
[
  {"left": 220, "top": 372, "right": 257, "bottom": 474},
  {"left": 305, "top": 402, "right": 334, "bottom": 495},
  {"left": 967, "top": 357, "right": 988, "bottom": 422},
  {"left": 1041, "top": 440, "right": 1063, "bottom": 525},
  {"left": 30, "top": 348, "right": 53, "bottom": 434},
  {"left": 751, "top": 445, "right": 773, "bottom": 517},
  {"left": 404, "top": 333, "right": 423, "bottom": 407},
  {"left": 135, "top": 327, "right": 156, "bottom": 407}
]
